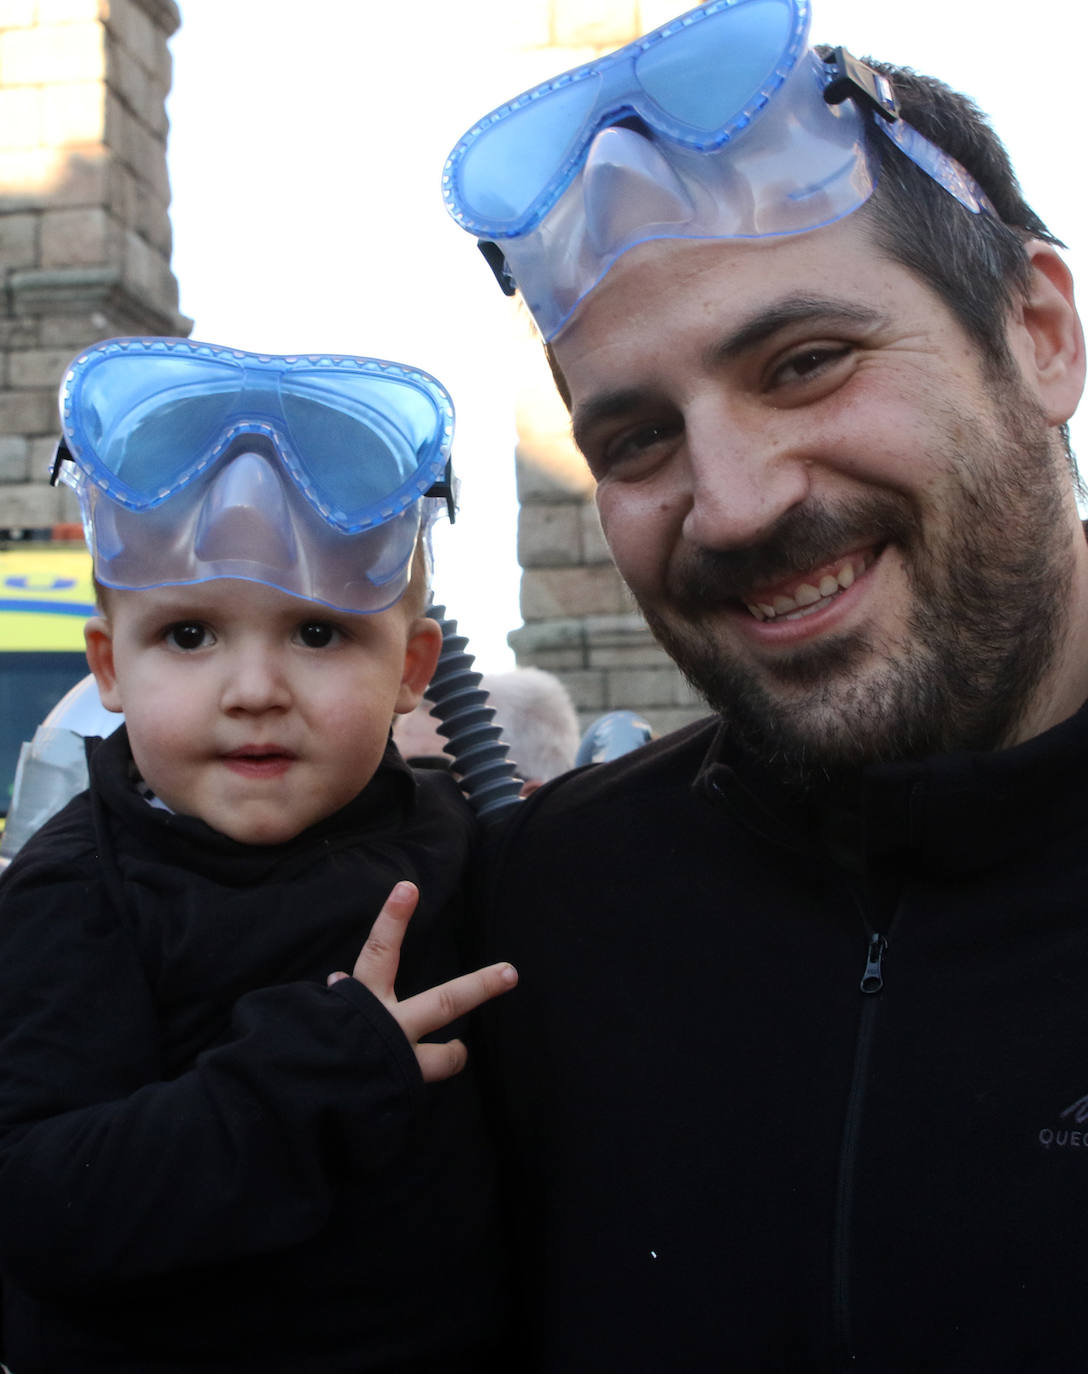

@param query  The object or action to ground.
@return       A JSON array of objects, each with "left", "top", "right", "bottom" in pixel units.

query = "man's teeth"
[{"left": 745, "top": 560, "right": 858, "bottom": 623}]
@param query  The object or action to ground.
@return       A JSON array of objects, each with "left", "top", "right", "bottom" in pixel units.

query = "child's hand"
[{"left": 326, "top": 881, "right": 517, "bottom": 1083}]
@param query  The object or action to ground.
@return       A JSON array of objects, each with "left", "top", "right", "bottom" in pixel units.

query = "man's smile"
[{"left": 743, "top": 549, "right": 878, "bottom": 622}]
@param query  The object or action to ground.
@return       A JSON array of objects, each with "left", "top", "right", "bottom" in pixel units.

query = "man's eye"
[
  {"left": 165, "top": 622, "right": 210, "bottom": 651},
  {"left": 595, "top": 420, "right": 680, "bottom": 476},
  {"left": 772, "top": 344, "right": 851, "bottom": 387},
  {"left": 296, "top": 620, "right": 339, "bottom": 648}
]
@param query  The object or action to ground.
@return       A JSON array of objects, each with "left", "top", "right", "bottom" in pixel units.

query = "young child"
[{"left": 0, "top": 339, "right": 516, "bottom": 1373}]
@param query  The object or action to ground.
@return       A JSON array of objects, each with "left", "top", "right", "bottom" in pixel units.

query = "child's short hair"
[{"left": 400, "top": 535, "right": 432, "bottom": 621}]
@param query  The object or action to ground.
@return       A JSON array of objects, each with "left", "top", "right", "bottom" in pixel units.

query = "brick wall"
[
  {"left": 0, "top": 0, "right": 189, "bottom": 527},
  {"left": 0, "top": 0, "right": 709, "bottom": 736}
]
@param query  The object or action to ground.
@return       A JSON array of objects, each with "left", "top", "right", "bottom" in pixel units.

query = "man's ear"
[
  {"left": 83, "top": 616, "right": 124, "bottom": 713},
  {"left": 1011, "top": 241, "right": 1086, "bottom": 426},
  {"left": 394, "top": 616, "right": 444, "bottom": 715}
]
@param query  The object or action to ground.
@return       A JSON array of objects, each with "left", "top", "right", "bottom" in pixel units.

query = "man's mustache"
[{"left": 666, "top": 495, "right": 916, "bottom": 611}]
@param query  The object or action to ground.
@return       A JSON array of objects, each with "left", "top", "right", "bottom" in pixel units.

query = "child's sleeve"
[{"left": 0, "top": 850, "right": 426, "bottom": 1297}]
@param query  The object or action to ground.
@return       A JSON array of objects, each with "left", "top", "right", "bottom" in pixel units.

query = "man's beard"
[{"left": 638, "top": 384, "right": 1075, "bottom": 790}]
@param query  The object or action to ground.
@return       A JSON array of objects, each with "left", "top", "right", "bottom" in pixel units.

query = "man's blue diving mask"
[
  {"left": 52, "top": 338, "right": 457, "bottom": 614},
  {"left": 442, "top": 0, "right": 994, "bottom": 340}
]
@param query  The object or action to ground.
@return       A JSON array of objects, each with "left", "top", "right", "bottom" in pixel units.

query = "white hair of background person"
[{"left": 479, "top": 667, "right": 580, "bottom": 789}]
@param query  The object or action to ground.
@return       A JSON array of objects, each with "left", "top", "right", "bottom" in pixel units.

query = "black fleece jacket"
[
  {"left": 0, "top": 727, "right": 506, "bottom": 1373},
  {"left": 475, "top": 700, "right": 1088, "bottom": 1373}
]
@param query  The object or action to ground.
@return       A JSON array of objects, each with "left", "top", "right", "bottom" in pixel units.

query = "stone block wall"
[
  {"left": 506, "top": 0, "right": 707, "bottom": 736},
  {"left": 0, "top": 0, "right": 189, "bottom": 528},
  {"left": 0, "top": 0, "right": 709, "bottom": 737}
]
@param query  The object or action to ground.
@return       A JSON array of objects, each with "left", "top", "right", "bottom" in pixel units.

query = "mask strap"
[
  {"left": 821, "top": 46, "right": 898, "bottom": 123},
  {"left": 821, "top": 47, "right": 995, "bottom": 217}
]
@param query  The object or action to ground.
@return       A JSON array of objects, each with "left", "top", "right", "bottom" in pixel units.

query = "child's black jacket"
[{"left": 0, "top": 727, "right": 505, "bottom": 1373}]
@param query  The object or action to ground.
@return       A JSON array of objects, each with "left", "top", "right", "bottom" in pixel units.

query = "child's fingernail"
[{"left": 500, "top": 964, "right": 518, "bottom": 986}]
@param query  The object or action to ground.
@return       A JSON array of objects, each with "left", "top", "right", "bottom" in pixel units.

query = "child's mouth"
[{"left": 223, "top": 747, "right": 295, "bottom": 777}]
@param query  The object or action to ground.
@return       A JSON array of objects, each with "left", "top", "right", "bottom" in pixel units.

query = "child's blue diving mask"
[
  {"left": 52, "top": 338, "right": 457, "bottom": 614},
  {"left": 442, "top": 0, "right": 994, "bottom": 340}
]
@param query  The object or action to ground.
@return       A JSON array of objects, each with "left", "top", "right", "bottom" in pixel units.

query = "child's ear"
[
  {"left": 84, "top": 616, "right": 125, "bottom": 713},
  {"left": 394, "top": 616, "right": 444, "bottom": 715}
]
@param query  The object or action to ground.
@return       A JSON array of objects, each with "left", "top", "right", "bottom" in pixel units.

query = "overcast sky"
[{"left": 166, "top": 0, "right": 1087, "bottom": 670}]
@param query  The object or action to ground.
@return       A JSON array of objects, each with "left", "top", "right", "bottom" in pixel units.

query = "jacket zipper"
[{"left": 832, "top": 928, "right": 886, "bottom": 1367}]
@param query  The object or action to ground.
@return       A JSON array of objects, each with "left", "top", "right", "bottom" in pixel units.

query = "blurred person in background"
[{"left": 396, "top": 666, "right": 580, "bottom": 795}]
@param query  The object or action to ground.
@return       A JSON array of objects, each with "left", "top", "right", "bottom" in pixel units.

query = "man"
[{"left": 444, "top": 2, "right": 1088, "bottom": 1370}]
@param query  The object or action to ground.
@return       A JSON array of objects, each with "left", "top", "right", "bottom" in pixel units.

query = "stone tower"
[
  {"left": 0, "top": 0, "right": 707, "bottom": 736},
  {"left": 506, "top": 1, "right": 706, "bottom": 736},
  {"left": 0, "top": 0, "right": 189, "bottom": 529}
]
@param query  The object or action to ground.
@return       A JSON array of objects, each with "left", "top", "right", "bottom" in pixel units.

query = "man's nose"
[
  {"left": 220, "top": 644, "right": 292, "bottom": 714},
  {"left": 680, "top": 407, "right": 811, "bottom": 552}
]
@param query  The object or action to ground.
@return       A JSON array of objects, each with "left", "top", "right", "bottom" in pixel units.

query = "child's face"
[{"left": 84, "top": 579, "right": 442, "bottom": 845}]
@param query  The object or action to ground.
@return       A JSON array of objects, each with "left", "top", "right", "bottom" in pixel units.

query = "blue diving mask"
[
  {"left": 442, "top": 0, "right": 994, "bottom": 340},
  {"left": 52, "top": 337, "right": 457, "bottom": 614}
]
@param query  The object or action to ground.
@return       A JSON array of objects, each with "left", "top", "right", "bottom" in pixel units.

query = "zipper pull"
[{"left": 860, "top": 932, "right": 886, "bottom": 994}]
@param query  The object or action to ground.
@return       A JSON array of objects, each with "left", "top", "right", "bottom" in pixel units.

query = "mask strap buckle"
[
  {"left": 821, "top": 47, "right": 898, "bottom": 124},
  {"left": 50, "top": 439, "right": 74, "bottom": 488},
  {"left": 425, "top": 458, "right": 457, "bottom": 524},
  {"left": 478, "top": 239, "right": 518, "bottom": 296}
]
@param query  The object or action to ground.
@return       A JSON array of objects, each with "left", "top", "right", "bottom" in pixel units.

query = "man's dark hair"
[
  {"left": 546, "top": 55, "right": 1073, "bottom": 458},
  {"left": 845, "top": 52, "right": 1059, "bottom": 364},
  {"left": 851, "top": 56, "right": 1077, "bottom": 474}
]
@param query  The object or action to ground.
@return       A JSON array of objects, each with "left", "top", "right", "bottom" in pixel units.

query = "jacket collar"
[
  {"left": 88, "top": 725, "right": 419, "bottom": 884},
  {"left": 697, "top": 694, "right": 1088, "bottom": 876}
]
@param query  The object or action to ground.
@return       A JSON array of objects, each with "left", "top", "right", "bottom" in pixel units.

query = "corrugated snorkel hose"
[{"left": 423, "top": 602, "right": 524, "bottom": 822}]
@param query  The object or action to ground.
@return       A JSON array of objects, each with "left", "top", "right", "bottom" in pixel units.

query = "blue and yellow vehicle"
[{"left": 0, "top": 526, "right": 96, "bottom": 823}]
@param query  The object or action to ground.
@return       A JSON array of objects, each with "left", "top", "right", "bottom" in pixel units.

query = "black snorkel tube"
[
  {"left": 422, "top": 601, "right": 524, "bottom": 823},
  {"left": 419, "top": 462, "right": 523, "bottom": 823}
]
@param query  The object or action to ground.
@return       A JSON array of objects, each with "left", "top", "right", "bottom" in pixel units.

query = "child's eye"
[
  {"left": 165, "top": 622, "right": 212, "bottom": 651},
  {"left": 296, "top": 620, "right": 341, "bottom": 649}
]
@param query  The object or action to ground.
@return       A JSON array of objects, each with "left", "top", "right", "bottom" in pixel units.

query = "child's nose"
[{"left": 220, "top": 647, "right": 292, "bottom": 713}]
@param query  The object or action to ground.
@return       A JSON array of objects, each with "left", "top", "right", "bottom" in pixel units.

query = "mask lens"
[
  {"left": 456, "top": 76, "right": 603, "bottom": 231},
  {"left": 71, "top": 353, "right": 243, "bottom": 505},
  {"left": 63, "top": 344, "right": 453, "bottom": 532},
  {"left": 633, "top": 0, "right": 796, "bottom": 134},
  {"left": 279, "top": 372, "right": 447, "bottom": 524},
  {"left": 445, "top": 0, "right": 806, "bottom": 236}
]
